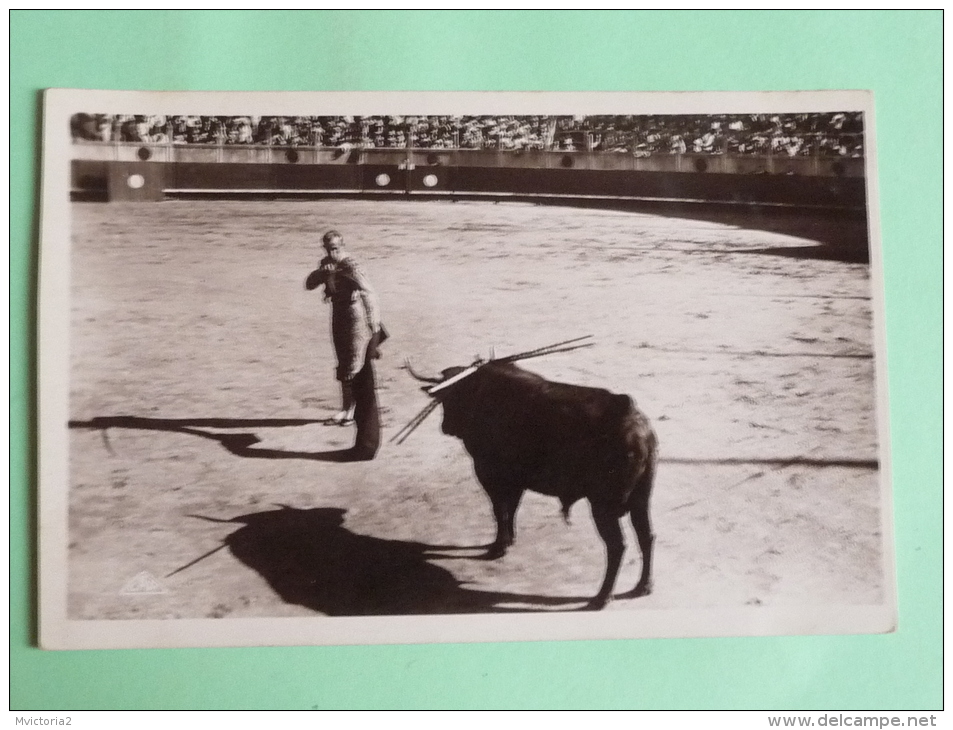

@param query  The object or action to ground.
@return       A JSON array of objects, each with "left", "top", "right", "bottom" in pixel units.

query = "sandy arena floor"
[{"left": 65, "top": 198, "right": 885, "bottom": 621}]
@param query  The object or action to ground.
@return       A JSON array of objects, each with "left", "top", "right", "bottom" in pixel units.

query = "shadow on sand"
[
  {"left": 552, "top": 198, "right": 872, "bottom": 264},
  {"left": 177, "top": 506, "right": 588, "bottom": 615},
  {"left": 69, "top": 415, "right": 369, "bottom": 462}
]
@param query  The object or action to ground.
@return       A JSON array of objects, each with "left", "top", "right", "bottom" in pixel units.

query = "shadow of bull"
[{"left": 174, "top": 506, "right": 589, "bottom": 616}]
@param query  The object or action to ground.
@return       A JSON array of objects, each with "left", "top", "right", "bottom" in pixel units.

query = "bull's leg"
[
  {"left": 587, "top": 505, "right": 625, "bottom": 610},
  {"left": 628, "top": 500, "right": 654, "bottom": 597},
  {"left": 484, "top": 489, "right": 522, "bottom": 560},
  {"left": 627, "top": 459, "right": 656, "bottom": 597}
]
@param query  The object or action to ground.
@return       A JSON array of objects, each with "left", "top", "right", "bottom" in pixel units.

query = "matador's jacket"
[{"left": 306, "top": 255, "right": 381, "bottom": 382}]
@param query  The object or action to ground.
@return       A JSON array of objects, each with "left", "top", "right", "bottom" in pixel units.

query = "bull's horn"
[{"left": 403, "top": 359, "right": 442, "bottom": 384}]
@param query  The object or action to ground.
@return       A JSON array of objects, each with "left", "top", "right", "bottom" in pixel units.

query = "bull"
[{"left": 398, "top": 337, "right": 658, "bottom": 610}]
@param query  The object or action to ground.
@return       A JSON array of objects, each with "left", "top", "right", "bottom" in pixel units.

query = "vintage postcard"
[{"left": 39, "top": 89, "right": 894, "bottom": 649}]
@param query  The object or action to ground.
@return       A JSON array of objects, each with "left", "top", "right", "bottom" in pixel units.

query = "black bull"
[{"left": 411, "top": 360, "right": 658, "bottom": 610}]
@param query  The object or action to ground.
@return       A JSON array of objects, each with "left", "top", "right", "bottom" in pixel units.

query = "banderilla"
[{"left": 165, "top": 541, "right": 229, "bottom": 578}]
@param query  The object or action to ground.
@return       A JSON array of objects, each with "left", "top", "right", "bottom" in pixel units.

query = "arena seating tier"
[{"left": 70, "top": 113, "right": 864, "bottom": 158}]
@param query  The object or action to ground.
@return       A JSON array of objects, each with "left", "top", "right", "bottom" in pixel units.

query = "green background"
[{"left": 11, "top": 10, "right": 942, "bottom": 710}]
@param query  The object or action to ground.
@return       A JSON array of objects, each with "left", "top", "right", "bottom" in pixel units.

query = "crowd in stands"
[
  {"left": 71, "top": 112, "right": 864, "bottom": 157},
  {"left": 565, "top": 113, "right": 864, "bottom": 157}
]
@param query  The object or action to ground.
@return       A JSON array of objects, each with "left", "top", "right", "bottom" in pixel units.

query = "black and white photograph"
[{"left": 39, "top": 90, "right": 895, "bottom": 649}]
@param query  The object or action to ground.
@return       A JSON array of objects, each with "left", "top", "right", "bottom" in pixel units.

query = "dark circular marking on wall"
[
  {"left": 137, "top": 147, "right": 151, "bottom": 161},
  {"left": 831, "top": 161, "right": 846, "bottom": 177},
  {"left": 426, "top": 153, "right": 442, "bottom": 166},
  {"left": 286, "top": 149, "right": 299, "bottom": 163},
  {"left": 693, "top": 157, "right": 708, "bottom": 173},
  {"left": 561, "top": 155, "right": 574, "bottom": 168}
]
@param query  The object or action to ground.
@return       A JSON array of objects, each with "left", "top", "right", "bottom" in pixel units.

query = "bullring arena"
[{"left": 54, "top": 108, "right": 889, "bottom": 642}]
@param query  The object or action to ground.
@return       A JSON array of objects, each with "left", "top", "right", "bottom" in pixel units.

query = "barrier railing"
[{"left": 70, "top": 142, "right": 865, "bottom": 178}]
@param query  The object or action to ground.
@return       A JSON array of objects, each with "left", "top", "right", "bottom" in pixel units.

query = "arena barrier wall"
[{"left": 71, "top": 144, "right": 867, "bottom": 210}]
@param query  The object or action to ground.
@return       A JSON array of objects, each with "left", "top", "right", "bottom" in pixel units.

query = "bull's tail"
[
  {"left": 101, "top": 427, "right": 115, "bottom": 455},
  {"left": 560, "top": 499, "right": 573, "bottom": 525}
]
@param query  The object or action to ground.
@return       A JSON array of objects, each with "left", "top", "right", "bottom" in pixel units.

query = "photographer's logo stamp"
[{"left": 120, "top": 571, "right": 168, "bottom": 595}]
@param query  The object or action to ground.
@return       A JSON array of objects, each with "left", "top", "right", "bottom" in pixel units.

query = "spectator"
[{"left": 70, "top": 112, "right": 864, "bottom": 157}]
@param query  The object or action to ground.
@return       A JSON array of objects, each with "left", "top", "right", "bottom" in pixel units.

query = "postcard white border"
[{"left": 39, "top": 89, "right": 895, "bottom": 650}]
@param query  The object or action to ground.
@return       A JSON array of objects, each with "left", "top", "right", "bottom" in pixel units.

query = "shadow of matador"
[{"left": 70, "top": 415, "right": 372, "bottom": 462}]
